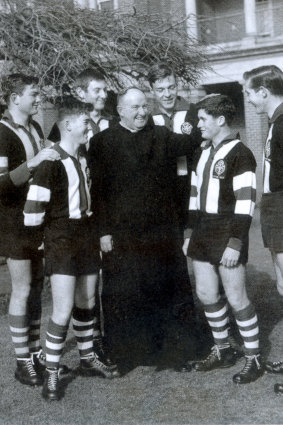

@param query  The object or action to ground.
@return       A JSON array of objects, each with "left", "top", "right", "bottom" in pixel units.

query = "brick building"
[{"left": 75, "top": 0, "right": 283, "bottom": 196}]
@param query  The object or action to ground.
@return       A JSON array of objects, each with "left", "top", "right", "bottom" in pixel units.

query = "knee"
[
  {"left": 11, "top": 282, "right": 31, "bottom": 302},
  {"left": 52, "top": 303, "right": 73, "bottom": 326},
  {"left": 229, "top": 295, "right": 249, "bottom": 312},
  {"left": 75, "top": 293, "right": 95, "bottom": 310},
  {"left": 196, "top": 288, "right": 218, "bottom": 305}
]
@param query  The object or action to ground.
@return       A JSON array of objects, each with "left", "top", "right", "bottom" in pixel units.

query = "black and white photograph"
[{"left": 0, "top": 1, "right": 282, "bottom": 424}]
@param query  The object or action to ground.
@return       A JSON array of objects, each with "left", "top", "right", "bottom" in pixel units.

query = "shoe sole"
[
  {"left": 233, "top": 371, "right": 265, "bottom": 385},
  {"left": 42, "top": 392, "right": 61, "bottom": 401},
  {"left": 193, "top": 362, "right": 237, "bottom": 372},
  {"left": 79, "top": 367, "right": 114, "bottom": 379},
  {"left": 15, "top": 372, "right": 43, "bottom": 386}
]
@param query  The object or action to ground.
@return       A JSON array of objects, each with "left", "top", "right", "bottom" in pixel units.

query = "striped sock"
[
  {"left": 93, "top": 315, "right": 101, "bottom": 339},
  {"left": 204, "top": 300, "right": 230, "bottom": 347},
  {"left": 28, "top": 308, "right": 42, "bottom": 354},
  {"left": 45, "top": 319, "right": 68, "bottom": 369},
  {"left": 234, "top": 304, "right": 259, "bottom": 355},
  {"left": 72, "top": 306, "right": 94, "bottom": 359},
  {"left": 9, "top": 314, "right": 30, "bottom": 359}
]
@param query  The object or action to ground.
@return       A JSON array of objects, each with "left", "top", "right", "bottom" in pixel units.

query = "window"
[{"left": 98, "top": 0, "right": 114, "bottom": 10}]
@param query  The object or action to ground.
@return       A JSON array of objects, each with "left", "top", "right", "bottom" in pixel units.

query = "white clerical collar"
[{"left": 119, "top": 122, "right": 138, "bottom": 133}]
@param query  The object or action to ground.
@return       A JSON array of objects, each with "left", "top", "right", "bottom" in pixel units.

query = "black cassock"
[{"left": 88, "top": 122, "right": 198, "bottom": 358}]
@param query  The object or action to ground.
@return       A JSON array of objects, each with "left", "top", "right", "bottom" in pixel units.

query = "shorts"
[
  {"left": 0, "top": 223, "right": 43, "bottom": 260},
  {"left": 261, "top": 192, "right": 283, "bottom": 251},
  {"left": 187, "top": 213, "right": 248, "bottom": 265},
  {"left": 44, "top": 218, "right": 100, "bottom": 276}
]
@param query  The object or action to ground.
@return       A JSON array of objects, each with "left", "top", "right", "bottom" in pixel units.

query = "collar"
[
  {"left": 203, "top": 132, "right": 240, "bottom": 151},
  {"left": 2, "top": 109, "right": 34, "bottom": 130},
  {"left": 119, "top": 122, "right": 139, "bottom": 133},
  {"left": 269, "top": 103, "right": 283, "bottom": 123},
  {"left": 152, "top": 96, "right": 190, "bottom": 117}
]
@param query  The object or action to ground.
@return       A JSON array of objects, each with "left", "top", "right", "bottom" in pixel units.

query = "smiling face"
[
  {"left": 151, "top": 74, "right": 178, "bottom": 113},
  {"left": 197, "top": 109, "right": 221, "bottom": 141},
  {"left": 244, "top": 80, "right": 267, "bottom": 114},
  {"left": 118, "top": 89, "right": 149, "bottom": 131},
  {"left": 15, "top": 84, "right": 41, "bottom": 116},
  {"left": 78, "top": 79, "right": 107, "bottom": 112},
  {"left": 69, "top": 113, "right": 91, "bottom": 144}
]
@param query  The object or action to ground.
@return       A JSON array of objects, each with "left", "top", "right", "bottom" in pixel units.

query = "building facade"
[{"left": 76, "top": 0, "right": 283, "bottom": 196}]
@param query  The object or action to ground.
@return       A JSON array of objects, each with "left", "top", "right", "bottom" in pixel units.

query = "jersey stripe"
[
  {"left": 62, "top": 157, "right": 81, "bottom": 219},
  {"left": 263, "top": 124, "right": 273, "bottom": 193},
  {"left": 0, "top": 120, "right": 42, "bottom": 161}
]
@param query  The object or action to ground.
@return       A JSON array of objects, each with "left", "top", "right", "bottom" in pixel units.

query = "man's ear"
[
  {"left": 218, "top": 115, "right": 226, "bottom": 127},
  {"left": 10, "top": 92, "right": 19, "bottom": 105},
  {"left": 76, "top": 87, "right": 86, "bottom": 101},
  {"left": 260, "top": 86, "right": 269, "bottom": 98},
  {"left": 65, "top": 119, "right": 72, "bottom": 132},
  {"left": 117, "top": 105, "right": 123, "bottom": 117}
]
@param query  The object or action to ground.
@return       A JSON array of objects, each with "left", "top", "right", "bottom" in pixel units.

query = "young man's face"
[
  {"left": 151, "top": 74, "right": 178, "bottom": 113},
  {"left": 197, "top": 109, "right": 221, "bottom": 141},
  {"left": 118, "top": 89, "right": 149, "bottom": 132},
  {"left": 244, "top": 80, "right": 267, "bottom": 114},
  {"left": 15, "top": 84, "right": 41, "bottom": 116},
  {"left": 80, "top": 80, "right": 107, "bottom": 112},
  {"left": 70, "top": 113, "right": 91, "bottom": 144}
]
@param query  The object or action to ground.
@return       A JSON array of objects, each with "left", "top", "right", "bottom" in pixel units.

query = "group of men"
[{"left": 0, "top": 63, "right": 283, "bottom": 402}]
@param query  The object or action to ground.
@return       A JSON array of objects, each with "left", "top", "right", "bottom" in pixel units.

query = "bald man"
[{"left": 88, "top": 87, "right": 198, "bottom": 367}]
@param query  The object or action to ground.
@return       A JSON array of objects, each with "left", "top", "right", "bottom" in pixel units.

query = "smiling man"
[
  {"left": 88, "top": 87, "right": 197, "bottom": 365},
  {"left": 183, "top": 95, "right": 264, "bottom": 384},
  {"left": 243, "top": 65, "right": 283, "bottom": 394},
  {"left": 24, "top": 96, "right": 119, "bottom": 401},
  {"left": 48, "top": 69, "right": 116, "bottom": 148},
  {"left": 0, "top": 73, "right": 60, "bottom": 387}
]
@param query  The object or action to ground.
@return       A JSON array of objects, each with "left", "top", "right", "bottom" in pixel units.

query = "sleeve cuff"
[
  {"left": 227, "top": 237, "right": 242, "bottom": 251},
  {"left": 9, "top": 163, "right": 31, "bottom": 186}
]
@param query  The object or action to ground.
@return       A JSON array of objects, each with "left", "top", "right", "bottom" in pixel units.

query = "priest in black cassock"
[{"left": 88, "top": 87, "right": 200, "bottom": 368}]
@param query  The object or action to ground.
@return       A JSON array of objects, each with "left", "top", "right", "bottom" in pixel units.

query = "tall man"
[
  {"left": 243, "top": 65, "right": 283, "bottom": 393},
  {"left": 48, "top": 68, "right": 116, "bottom": 146},
  {"left": 24, "top": 97, "right": 118, "bottom": 401},
  {"left": 0, "top": 74, "right": 60, "bottom": 386},
  {"left": 148, "top": 63, "right": 202, "bottom": 331},
  {"left": 183, "top": 95, "right": 263, "bottom": 384},
  {"left": 88, "top": 87, "right": 197, "bottom": 365}
]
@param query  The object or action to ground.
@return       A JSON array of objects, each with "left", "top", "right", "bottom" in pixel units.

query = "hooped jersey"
[
  {"left": 151, "top": 100, "right": 200, "bottom": 176},
  {"left": 24, "top": 143, "right": 92, "bottom": 227},
  {"left": 188, "top": 136, "right": 256, "bottom": 244}
]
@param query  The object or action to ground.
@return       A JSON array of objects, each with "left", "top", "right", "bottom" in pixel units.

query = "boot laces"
[
  {"left": 241, "top": 355, "right": 260, "bottom": 374},
  {"left": 209, "top": 345, "right": 221, "bottom": 361},
  {"left": 47, "top": 370, "right": 58, "bottom": 391},
  {"left": 37, "top": 349, "right": 46, "bottom": 362},
  {"left": 25, "top": 359, "right": 37, "bottom": 377}
]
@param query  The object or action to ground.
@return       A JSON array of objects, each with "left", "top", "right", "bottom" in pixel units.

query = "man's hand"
[
  {"left": 100, "top": 235, "right": 113, "bottom": 253},
  {"left": 27, "top": 148, "right": 60, "bottom": 169},
  {"left": 182, "top": 238, "right": 190, "bottom": 256},
  {"left": 220, "top": 247, "right": 240, "bottom": 268}
]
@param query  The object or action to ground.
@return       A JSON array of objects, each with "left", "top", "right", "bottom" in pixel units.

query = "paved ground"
[{"left": 0, "top": 207, "right": 282, "bottom": 425}]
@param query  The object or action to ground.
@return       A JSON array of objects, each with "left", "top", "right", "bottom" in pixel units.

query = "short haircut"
[
  {"left": 197, "top": 94, "right": 236, "bottom": 126},
  {"left": 2, "top": 73, "right": 39, "bottom": 103},
  {"left": 243, "top": 65, "right": 283, "bottom": 96},
  {"left": 73, "top": 68, "right": 106, "bottom": 91},
  {"left": 56, "top": 96, "right": 93, "bottom": 122},
  {"left": 147, "top": 62, "right": 176, "bottom": 87},
  {"left": 117, "top": 86, "right": 145, "bottom": 107}
]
